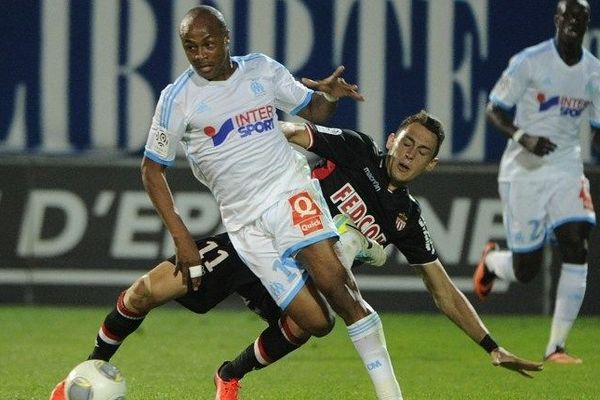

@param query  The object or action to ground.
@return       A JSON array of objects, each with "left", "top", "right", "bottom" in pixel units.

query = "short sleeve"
[
  {"left": 143, "top": 86, "right": 187, "bottom": 166},
  {"left": 489, "top": 52, "right": 531, "bottom": 111},
  {"left": 393, "top": 215, "right": 438, "bottom": 265},
  {"left": 267, "top": 56, "right": 313, "bottom": 115}
]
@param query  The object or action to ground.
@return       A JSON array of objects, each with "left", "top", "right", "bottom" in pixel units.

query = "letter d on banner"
[{"left": 17, "top": 190, "right": 87, "bottom": 257}]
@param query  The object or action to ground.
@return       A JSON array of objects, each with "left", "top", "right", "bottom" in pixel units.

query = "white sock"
[
  {"left": 348, "top": 312, "right": 402, "bottom": 400},
  {"left": 545, "top": 263, "right": 587, "bottom": 356},
  {"left": 485, "top": 249, "right": 516, "bottom": 282}
]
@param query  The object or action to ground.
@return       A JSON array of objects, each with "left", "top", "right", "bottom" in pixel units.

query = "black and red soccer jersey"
[{"left": 307, "top": 123, "right": 438, "bottom": 266}]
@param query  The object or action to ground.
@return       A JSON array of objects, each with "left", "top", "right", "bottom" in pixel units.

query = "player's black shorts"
[{"left": 167, "top": 232, "right": 281, "bottom": 325}]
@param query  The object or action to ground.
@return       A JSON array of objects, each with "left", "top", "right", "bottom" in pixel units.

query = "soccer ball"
[{"left": 64, "top": 360, "right": 126, "bottom": 400}]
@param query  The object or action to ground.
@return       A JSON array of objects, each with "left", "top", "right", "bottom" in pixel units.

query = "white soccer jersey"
[
  {"left": 144, "top": 53, "right": 314, "bottom": 231},
  {"left": 489, "top": 39, "right": 600, "bottom": 182}
]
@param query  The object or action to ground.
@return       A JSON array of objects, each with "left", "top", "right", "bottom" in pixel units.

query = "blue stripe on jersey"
[
  {"left": 160, "top": 69, "right": 193, "bottom": 129},
  {"left": 143, "top": 150, "right": 174, "bottom": 167},
  {"left": 290, "top": 90, "right": 314, "bottom": 115},
  {"left": 489, "top": 94, "right": 513, "bottom": 111},
  {"left": 234, "top": 53, "right": 264, "bottom": 62}
]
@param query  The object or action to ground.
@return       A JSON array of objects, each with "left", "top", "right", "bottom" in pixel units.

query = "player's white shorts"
[
  {"left": 228, "top": 180, "right": 338, "bottom": 310},
  {"left": 499, "top": 175, "right": 596, "bottom": 252}
]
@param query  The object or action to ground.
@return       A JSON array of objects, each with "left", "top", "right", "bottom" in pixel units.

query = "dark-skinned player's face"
[
  {"left": 555, "top": 0, "right": 590, "bottom": 45},
  {"left": 180, "top": 16, "right": 232, "bottom": 81}
]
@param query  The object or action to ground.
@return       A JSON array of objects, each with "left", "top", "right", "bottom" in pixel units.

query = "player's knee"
[
  {"left": 560, "top": 242, "right": 587, "bottom": 264},
  {"left": 308, "top": 314, "right": 335, "bottom": 337},
  {"left": 513, "top": 264, "right": 539, "bottom": 283},
  {"left": 124, "top": 274, "right": 154, "bottom": 313},
  {"left": 513, "top": 253, "right": 542, "bottom": 283}
]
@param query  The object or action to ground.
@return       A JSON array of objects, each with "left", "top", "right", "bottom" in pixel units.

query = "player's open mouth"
[{"left": 397, "top": 163, "right": 410, "bottom": 172}]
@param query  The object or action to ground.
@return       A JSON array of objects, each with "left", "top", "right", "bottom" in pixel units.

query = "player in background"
[
  {"left": 473, "top": 0, "right": 600, "bottom": 364},
  {"left": 136, "top": 5, "right": 401, "bottom": 400},
  {"left": 212, "top": 112, "right": 543, "bottom": 399}
]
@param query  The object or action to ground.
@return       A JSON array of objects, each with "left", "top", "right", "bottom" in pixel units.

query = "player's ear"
[
  {"left": 385, "top": 133, "right": 395, "bottom": 150},
  {"left": 425, "top": 157, "right": 438, "bottom": 172}
]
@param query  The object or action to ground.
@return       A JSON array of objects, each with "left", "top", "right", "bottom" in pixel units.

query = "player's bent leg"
[
  {"left": 554, "top": 222, "right": 590, "bottom": 264},
  {"left": 124, "top": 261, "right": 188, "bottom": 313},
  {"left": 216, "top": 314, "right": 311, "bottom": 400},
  {"left": 334, "top": 213, "right": 387, "bottom": 267},
  {"left": 214, "top": 284, "right": 313, "bottom": 399},
  {"left": 284, "top": 281, "right": 335, "bottom": 337},
  {"left": 296, "top": 239, "right": 369, "bottom": 324},
  {"left": 296, "top": 240, "right": 402, "bottom": 399},
  {"left": 88, "top": 261, "right": 187, "bottom": 361}
]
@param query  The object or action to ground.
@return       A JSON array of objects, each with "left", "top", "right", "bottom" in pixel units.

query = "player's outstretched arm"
[
  {"left": 418, "top": 260, "right": 543, "bottom": 378},
  {"left": 491, "top": 347, "right": 543, "bottom": 378}
]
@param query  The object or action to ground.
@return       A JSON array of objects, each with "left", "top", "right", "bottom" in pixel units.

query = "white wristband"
[
  {"left": 322, "top": 92, "right": 339, "bottom": 103},
  {"left": 512, "top": 128, "right": 525, "bottom": 143},
  {"left": 188, "top": 265, "right": 205, "bottom": 278}
]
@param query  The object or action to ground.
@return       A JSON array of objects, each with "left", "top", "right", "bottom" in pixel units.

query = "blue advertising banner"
[{"left": 2, "top": 0, "right": 600, "bottom": 161}]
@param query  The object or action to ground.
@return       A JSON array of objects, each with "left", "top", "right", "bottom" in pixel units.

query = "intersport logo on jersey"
[
  {"left": 537, "top": 93, "right": 590, "bottom": 117},
  {"left": 203, "top": 105, "right": 275, "bottom": 146}
]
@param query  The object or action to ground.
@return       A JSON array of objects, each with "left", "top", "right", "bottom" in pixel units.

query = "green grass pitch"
[{"left": 2, "top": 305, "right": 599, "bottom": 399}]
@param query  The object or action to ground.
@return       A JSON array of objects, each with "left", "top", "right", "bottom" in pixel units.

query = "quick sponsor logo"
[
  {"left": 330, "top": 183, "right": 387, "bottom": 244},
  {"left": 537, "top": 93, "right": 589, "bottom": 116},
  {"left": 203, "top": 105, "right": 275, "bottom": 146},
  {"left": 289, "top": 191, "right": 324, "bottom": 235}
]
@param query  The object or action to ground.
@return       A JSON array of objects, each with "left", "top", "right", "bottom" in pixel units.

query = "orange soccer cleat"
[
  {"left": 544, "top": 348, "right": 583, "bottom": 364},
  {"left": 473, "top": 241, "right": 499, "bottom": 300},
  {"left": 214, "top": 364, "right": 241, "bottom": 400}
]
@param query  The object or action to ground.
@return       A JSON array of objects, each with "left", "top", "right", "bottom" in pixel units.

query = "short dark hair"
[
  {"left": 180, "top": 6, "right": 229, "bottom": 37},
  {"left": 396, "top": 110, "right": 445, "bottom": 157}
]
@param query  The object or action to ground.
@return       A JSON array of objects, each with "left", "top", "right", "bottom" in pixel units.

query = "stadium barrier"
[{"left": 1, "top": 157, "right": 599, "bottom": 315}]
